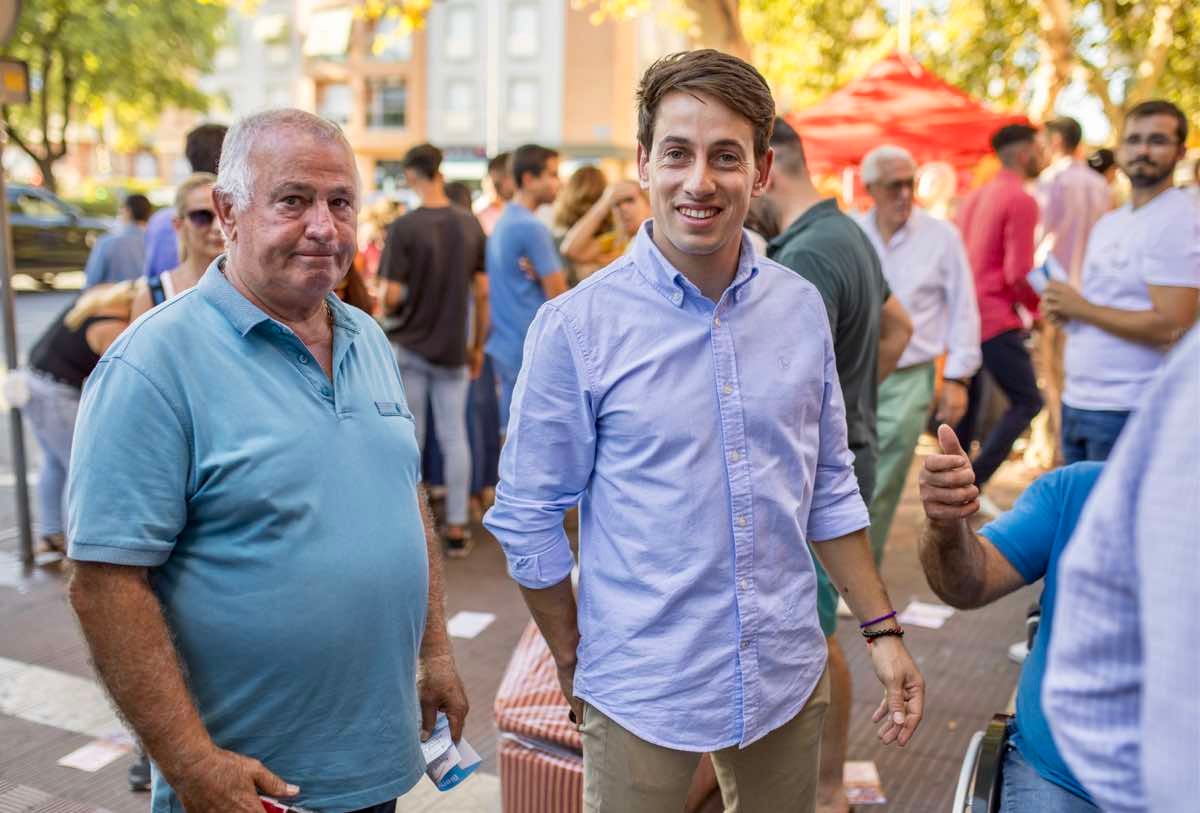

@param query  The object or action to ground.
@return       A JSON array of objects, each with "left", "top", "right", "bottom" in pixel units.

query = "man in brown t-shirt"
[{"left": 379, "top": 143, "right": 487, "bottom": 556}]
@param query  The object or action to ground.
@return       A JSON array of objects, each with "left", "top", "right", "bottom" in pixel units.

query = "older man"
[
  {"left": 486, "top": 50, "right": 924, "bottom": 813},
  {"left": 66, "top": 109, "right": 467, "bottom": 813},
  {"left": 858, "top": 144, "right": 981, "bottom": 564}
]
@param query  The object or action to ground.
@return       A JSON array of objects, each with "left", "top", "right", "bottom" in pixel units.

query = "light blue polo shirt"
[{"left": 67, "top": 261, "right": 429, "bottom": 813}]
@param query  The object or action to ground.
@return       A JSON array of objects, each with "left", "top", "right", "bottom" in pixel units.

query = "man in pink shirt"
[{"left": 955, "top": 124, "right": 1044, "bottom": 509}]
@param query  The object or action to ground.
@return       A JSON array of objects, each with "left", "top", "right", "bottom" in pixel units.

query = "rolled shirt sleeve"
[
  {"left": 807, "top": 328, "right": 870, "bottom": 542},
  {"left": 67, "top": 356, "right": 190, "bottom": 566},
  {"left": 484, "top": 304, "right": 596, "bottom": 588},
  {"left": 943, "top": 231, "right": 983, "bottom": 380}
]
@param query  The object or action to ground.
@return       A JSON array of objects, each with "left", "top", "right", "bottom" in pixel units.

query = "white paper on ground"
[
  {"left": 844, "top": 760, "right": 887, "bottom": 804},
  {"left": 898, "top": 599, "right": 956, "bottom": 629},
  {"left": 57, "top": 738, "right": 131, "bottom": 772},
  {"left": 446, "top": 611, "right": 496, "bottom": 639}
]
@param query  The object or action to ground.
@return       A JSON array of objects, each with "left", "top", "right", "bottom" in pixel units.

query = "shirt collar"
[
  {"left": 198, "top": 255, "right": 361, "bottom": 338},
  {"left": 768, "top": 197, "right": 841, "bottom": 254},
  {"left": 632, "top": 220, "right": 759, "bottom": 308}
]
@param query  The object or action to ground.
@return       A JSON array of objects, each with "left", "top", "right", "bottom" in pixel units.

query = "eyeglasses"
[
  {"left": 185, "top": 209, "right": 216, "bottom": 227},
  {"left": 1121, "top": 134, "right": 1178, "bottom": 149},
  {"left": 880, "top": 178, "right": 915, "bottom": 194}
]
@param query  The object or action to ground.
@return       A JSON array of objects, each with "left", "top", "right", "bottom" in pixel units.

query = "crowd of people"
[{"left": 12, "top": 42, "right": 1196, "bottom": 813}]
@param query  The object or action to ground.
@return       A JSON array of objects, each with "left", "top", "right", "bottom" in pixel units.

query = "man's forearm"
[
  {"left": 519, "top": 578, "right": 580, "bottom": 669},
  {"left": 811, "top": 529, "right": 893, "bottom": 623},
  {"left": 1076, "top": 302, "right": 1183, "bottom": 347},
  {"left": 917, "top": 519, "right": 988, "bottom": 609},
  {"left": 418, "top": 487, "right": 451, "bottom": 658},
  {"left": 473, "top": 288, "right": 489, "bottom": 356},
  {"left": 68, "top": 564, "right": 213, "bottom": 779}
]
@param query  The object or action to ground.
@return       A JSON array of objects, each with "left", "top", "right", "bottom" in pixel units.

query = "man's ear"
[
  {"left": 213, "top": 188, "right": 237, "bottom": 243},
  {"left": 752, "top": 147, "right": 775, "bottom": 198},
  {"left": 637, "top": 142, "right": 650, "bottom": 190}
]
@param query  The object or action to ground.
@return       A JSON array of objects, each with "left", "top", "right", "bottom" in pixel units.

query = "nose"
[
  {"left": 683, "top": 160, "right": 716, "bottom": 199},
  {"left": 305, "top": 199, "right": 336, "bottom": 242}
]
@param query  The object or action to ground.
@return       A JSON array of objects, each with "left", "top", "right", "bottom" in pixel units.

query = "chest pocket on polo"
[{"left": 375, "top": 400, "right": 414, "bottom": 418}]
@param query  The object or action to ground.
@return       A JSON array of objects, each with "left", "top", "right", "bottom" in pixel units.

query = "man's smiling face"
[{"left": 637, "top": 90, "right": 771, "bottom": 266}]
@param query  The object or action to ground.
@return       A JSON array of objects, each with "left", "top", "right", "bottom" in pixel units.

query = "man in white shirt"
[
  {"left": 1043, "top": 99, "right": 1199, "bottom": 464},
  {"left": 858, "top": 145, "right": 982, "bottom": 562},
  {"left": 1028, "top": 117, "right": 1112, "bottom": 467}
]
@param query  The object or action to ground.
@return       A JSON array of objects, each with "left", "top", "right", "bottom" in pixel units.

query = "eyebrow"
[
  {"left": 658, "top": 135, "right": 747, "bottom": 153},
  {"left": 270, "top": 182, "right": 357, "bottom": 200}
]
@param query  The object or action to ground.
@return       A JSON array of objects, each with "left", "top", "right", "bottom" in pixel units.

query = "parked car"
[{"left": 7, "top": 184, "right": 113, "bottom": 286}]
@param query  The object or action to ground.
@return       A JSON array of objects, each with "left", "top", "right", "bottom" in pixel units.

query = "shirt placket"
[
  {"left": 268, "top": 323, "right": 337, "bottom": 410},
  {"left": 709, "top": 297, "right": 761, "bottom": 743}
]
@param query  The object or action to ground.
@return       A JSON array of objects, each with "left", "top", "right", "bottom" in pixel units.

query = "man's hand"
[
  {"left": 920, "top": 425, "right": 980, "bottom": 523},
  {"left": 418, "top": 653, "right": 470, "bottom": 743},
  {"left": 168, "top": 745, "right": 297, "bottom": 813},
  {"left": 467, "top": 346, "right": 485, "bottom": 380},
  {"left": 555, "top": 659, "right": 584, "bottom": 725},
  {"left": 867, "top": 636, "right": 925, "bottom": 746},
  {"left": 518, "top": 256, "right": 537, "bottom": 282},
  {"left": 1041, "top": 280, "right": 1089, "bottom": 324},
  {"left": 934, "top": 380, "right": 968, "bottom": 425}
]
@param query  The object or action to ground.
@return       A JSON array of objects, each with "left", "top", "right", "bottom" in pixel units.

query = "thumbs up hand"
[{"left": 919, "top": 424, "right": 980, "bottom": 522}]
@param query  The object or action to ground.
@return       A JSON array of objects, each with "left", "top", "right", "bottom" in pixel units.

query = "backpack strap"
[{"left": 147, "top": 275, "right": 167, "bottom": 306}]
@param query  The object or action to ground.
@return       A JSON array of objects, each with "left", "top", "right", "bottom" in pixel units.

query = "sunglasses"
[
  {"left": 880, "top": 178, "right": 915, "bottom": 193},
  {"left": 185, "top": 209, "right": 216, "bottom": 227}
]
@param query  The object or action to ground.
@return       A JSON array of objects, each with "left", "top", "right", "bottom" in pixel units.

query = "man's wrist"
[{"left": 943, "top": 377, "right": 968, "bottom": 389}]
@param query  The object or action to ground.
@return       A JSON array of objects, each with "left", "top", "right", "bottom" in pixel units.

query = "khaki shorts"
[{"left": 581, "top": 668, "right": 831, "bottom": 812}]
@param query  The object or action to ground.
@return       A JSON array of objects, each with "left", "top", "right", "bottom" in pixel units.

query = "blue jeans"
[
  {"left": 23, "top": 371, "right": 80, "bottom": 536},
  {"left": 393, "top": 345, "right": 471, "bottom": 526},
  {"left": 1061, "top": 404, "right": 1129, "bottom": 464},
  {"left": 1001, "top": 738, "right": 1099, "bottom": 812},
  {"left": 490, "top": 353, "right": 520, "bottom": 435}
]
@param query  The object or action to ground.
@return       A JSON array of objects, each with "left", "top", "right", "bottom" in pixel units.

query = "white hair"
[
  {"left": 861, "top": 145, "right": 917, "bottom": 186},
  {"left": 214, "top": 108, "right": 356, "bottom": 214}
]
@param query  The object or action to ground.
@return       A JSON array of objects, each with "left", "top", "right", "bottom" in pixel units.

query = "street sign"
[{"left": 0, "top": 58, "right": 29, "bottom": 104}]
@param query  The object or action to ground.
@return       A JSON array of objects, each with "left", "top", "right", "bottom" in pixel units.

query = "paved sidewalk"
[{"left": 0, "top": 448, "right": 1041, "bottom": 812}]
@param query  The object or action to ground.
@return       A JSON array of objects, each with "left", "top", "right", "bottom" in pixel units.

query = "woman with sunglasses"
[{"left": 129, "top": 172, "right": 224, "bottom": 319}]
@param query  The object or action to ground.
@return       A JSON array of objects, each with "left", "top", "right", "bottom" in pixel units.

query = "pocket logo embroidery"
[{"left": 375, "top": 401, "right": 411, "bottom": 417}]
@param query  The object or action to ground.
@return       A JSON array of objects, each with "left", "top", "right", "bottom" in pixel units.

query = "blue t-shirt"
[
  {"left": 67, "top": 263, "right": 429, "bottom": 813},
  {"left": 143, "top": 207, "right": 178, "bottom": 277},
  {"left": 980, "top": 462, "right": 1103, "bottom": 803},
  {"left": 484, "top": 203, "right": 561, "bottom": 372}
]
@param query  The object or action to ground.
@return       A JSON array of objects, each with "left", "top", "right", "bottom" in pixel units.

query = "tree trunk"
[
  {"left": 683, "top": 0, "right": 751, "bottom": 60},
  {"left": 1028, "top": 0, "right": 1074, "bottom": 122}
]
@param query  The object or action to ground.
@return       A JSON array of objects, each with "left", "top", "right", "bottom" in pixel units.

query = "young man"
[
  {"left": 485, "top": 50, "right": 924, "bottom": 813},
  {"left": 955, "top": 123, "right": 1045, "bottom": 513},
  {"left": 1042, "top": 100, "right": 1199, "bottom": 463},
  {"left": 380, "top": 143, "right": 488, "bottom": 556},
  {"left": 483, "top": 144, "right": 566, "bottom": 432},
  {"left": 762, "top": 119, "right": 913, "bottom": 813},
  {"left": 83, "top": 194, "right": 152, "bottom": 287}
]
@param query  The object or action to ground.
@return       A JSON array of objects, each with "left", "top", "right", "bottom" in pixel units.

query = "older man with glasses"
[
  {"left": 1041, "top": 99, "right": 1199, "bottom": 464},
  {"left": 857, "top": 144, "right": 981, "bottom": 567}
]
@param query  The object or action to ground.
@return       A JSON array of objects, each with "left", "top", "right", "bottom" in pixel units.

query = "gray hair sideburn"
[
  {"left": 861, "top": 144, "right": 917, "bottom": 186},
  {"left": 214, "top": 109, "right": 356, "bottom": 214}
]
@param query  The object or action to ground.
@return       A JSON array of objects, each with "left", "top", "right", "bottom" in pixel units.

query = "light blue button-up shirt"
[
  {"left": 67, "top": 260, "right": 429, "bottom": 812},
  {"left": 485, "top": 222, "right": 869, "bottom": 751}
]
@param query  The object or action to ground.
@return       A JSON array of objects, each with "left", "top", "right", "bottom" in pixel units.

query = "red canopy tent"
[{"left": 786, "top": 53, "right": 1029, "bottom": 181}]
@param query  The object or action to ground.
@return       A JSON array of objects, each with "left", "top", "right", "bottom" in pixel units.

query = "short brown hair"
[
  {"left": 636, "top": 50, "right": 775, "bottom": 159},
  {"left": 1125, "top": 99, "right": 1188, "bottom": 145}
]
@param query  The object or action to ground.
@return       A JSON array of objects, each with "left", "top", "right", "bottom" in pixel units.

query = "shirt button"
[
  {"left": 321, "top": 386, "right": 332, "bottom": 397},
  {"left": 714, "top": 316, "right": 721, "bottom": 327},
  {"left": 730, "top": 450, "right": 741, "bottom": 463},
  {"left": 741, "top": 638, "right": 751, "bottom": 650},
  {"left": 298, "top": 355, "right": 309, "bottom": 364},
  {"left": 723, "top": 384, "right": 733, "bottom": 395},
  {"left": 672, "top": 292, "right": 683, "bottom": 304},
  {"left": 738, "top": 578, "right": 748, "bottom": 590},
  {"left": 737, "top": 515, "right": 748, "bottom": 528}
]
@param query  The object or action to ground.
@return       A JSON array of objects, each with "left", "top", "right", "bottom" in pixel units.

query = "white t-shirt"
[{"left": 1064, "top": 187, "right": 1200, "bottom": 411}]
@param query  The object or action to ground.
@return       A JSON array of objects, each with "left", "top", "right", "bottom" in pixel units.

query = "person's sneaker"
[
  {"left": 444, "top": 529, "right": 474, "bottom": 559},
  {"left": 128, "top": 751, "right": 151, "bottom": 792}
]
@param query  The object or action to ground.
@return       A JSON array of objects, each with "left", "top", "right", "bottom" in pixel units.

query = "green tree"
[{"left": 0, "top": 0, "right": 228, "bottom": 192}]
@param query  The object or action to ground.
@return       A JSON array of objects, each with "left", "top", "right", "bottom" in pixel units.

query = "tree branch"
[
  {"left": 1127, "top": 0, "right": 1182, "bottom": 104},
  {"left": 0, "top": 106, "right": 39, "bottom": 164}
]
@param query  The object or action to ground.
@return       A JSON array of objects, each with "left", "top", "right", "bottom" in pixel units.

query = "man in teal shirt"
[{"left": 67, "top": 110, "right": 468, "bottom": 813}]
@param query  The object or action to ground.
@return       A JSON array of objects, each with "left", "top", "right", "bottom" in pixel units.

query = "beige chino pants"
[{"left": 581, "top": 669, "right": 830, "bottom": 813}]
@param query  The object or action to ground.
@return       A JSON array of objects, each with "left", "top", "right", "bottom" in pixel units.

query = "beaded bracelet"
[
  {"left": 862, "top": 626, "right": 905, "bottom": 643},
  {"left": 859, "top": 610, "right": 897, "bottom": 629}
]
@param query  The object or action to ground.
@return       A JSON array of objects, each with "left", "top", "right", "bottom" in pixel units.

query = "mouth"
[{"left": 676, "top": 205, "right": 722, "bottom": 225}]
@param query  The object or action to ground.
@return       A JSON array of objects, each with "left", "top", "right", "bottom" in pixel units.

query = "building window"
[
  {"left": 304, "top": 6, "right": 353, "bottom": 60},
  {"left": 368, "top": 80, "right": 407, "bottom": 129},
  {"left": 506, "top": 78, "right": 538, "bottom": 133},
  {"left": 375, "top": 160, "right": 406, "bottom": 195},
  {"left": 370, "top": 15, "right": 413, "bottom": 62},
  {"left": 444, "top": 80, "right": 475, "bottom": 133},
  {"left": 507, "top": 2, "right": 538, "bottom": 58},
  {"left": 317, "top": 82, "right": 352, "bottom": 125},
  {"left": 444, "top": 5, "right": 475, "bottom": 61}
]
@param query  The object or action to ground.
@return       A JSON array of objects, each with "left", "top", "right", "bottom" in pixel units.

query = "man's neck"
[
  {"left": 415, "top": 181, "right": 450, "bottom": 209},
  {"left": 222, "top": 254, "right": 329, "bottom": 340},
  {"left": 650, "top": 225, "right": 742, "bottom": 304},
  {"left": 514, "top": 189, "right": 542, "bottom": 213},
  {"left": 775, "top": 182, "right": 826, "bottom": 237},
  {"left": 1130, "top": 179, "right": 1174, "bottom": 210},
  {"left": 875, "top": 210, "right": 908, "bottom": 244}
]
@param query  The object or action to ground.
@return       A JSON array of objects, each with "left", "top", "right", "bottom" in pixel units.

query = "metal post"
[{"left": 0, "top": 123, "right": 34, "bottom": 565}]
